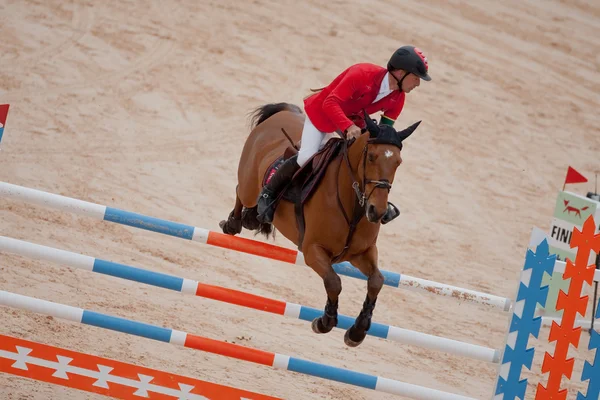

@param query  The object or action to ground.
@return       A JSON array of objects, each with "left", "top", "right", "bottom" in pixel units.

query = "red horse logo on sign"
[{"left": 563, "top": 200, "right": 589, "bottom": 218}]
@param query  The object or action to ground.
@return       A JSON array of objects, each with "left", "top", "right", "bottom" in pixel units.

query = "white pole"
[
  {"left": 0, "top": 181, "right": 513, "bottom": 310},
  {"left": 0, "top": 235, "right": 501, "bottom": 364}
]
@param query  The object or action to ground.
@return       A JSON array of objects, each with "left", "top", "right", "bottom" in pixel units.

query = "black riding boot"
[{"left": 257, "top": 155, "right": 301, "bottom": 224}]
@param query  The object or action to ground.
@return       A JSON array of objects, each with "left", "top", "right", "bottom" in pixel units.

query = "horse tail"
[{"left": 248, "top": 102, "right": 303, "bottom": 129}]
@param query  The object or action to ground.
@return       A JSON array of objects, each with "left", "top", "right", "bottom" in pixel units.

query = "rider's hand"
[{"left": 345, "top": 124, "right": 361, "bottom": 139}]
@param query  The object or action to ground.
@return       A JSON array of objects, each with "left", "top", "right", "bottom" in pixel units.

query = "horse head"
[{"left": 357, "top": 111, "right": 421, "bottom": 223}]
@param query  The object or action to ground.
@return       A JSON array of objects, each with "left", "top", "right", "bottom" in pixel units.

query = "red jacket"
[{"left": 303, "top": 63, "right": 405, "bottom": 133}]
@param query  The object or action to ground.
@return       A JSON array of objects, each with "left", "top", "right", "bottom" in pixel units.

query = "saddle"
[{"left": 262, "top": 136, "right": 348, "bottom": 250}]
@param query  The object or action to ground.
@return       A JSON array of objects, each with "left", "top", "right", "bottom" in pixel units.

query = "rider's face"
[
  {"left": 401, "top": 73, "right": 421, "bottom": 93},
  {"left": 390, "top": 70, "right": 421, "bottom": 93}
]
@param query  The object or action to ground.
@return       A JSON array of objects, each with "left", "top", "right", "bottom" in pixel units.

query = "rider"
[{"left": 256, "top": 45, "right": 432, "bottom": 224}]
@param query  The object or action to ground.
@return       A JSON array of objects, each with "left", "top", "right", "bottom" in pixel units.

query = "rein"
[{"left": 332, "top": 136, "right": 392, "bottom": 263}]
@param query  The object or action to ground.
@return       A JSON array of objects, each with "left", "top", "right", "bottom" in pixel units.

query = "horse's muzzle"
[{"left": 366, "top": 203, "right": 385, "bottom": 223}]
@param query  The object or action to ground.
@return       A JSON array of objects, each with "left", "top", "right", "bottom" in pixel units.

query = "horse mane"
[{"left": 248, "top": 102, "right": 303, "bottom": 129}]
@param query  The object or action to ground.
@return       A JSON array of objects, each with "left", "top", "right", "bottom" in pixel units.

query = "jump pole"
[
  {"left": 0, "top": 333, "right": 281, "bottom": 400},
  {"left": 0, "top": 181, "right": 511, "bottom": 311},
  {"left": 0, "top": 235, "right": 500, "bottom": 364},
  {"left": 540, "top": 316, "right": 599, "bottom": 330},
  {"left": 0, "top": 290, "right": 478, "bottom": 400}
]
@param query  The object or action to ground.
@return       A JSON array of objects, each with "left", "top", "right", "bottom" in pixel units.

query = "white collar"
[
  {"left": 373, "top": 72, "right": 393, "bottom": 103},
  {"left": 379, "top": 72, "right": 391, "bottom": 94}
]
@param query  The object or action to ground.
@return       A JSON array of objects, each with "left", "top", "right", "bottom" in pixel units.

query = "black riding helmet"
[{"left": 387, "top": 45, "right": 431, "bottom": 91}]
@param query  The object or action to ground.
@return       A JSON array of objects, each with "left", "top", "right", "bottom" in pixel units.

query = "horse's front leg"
[
  {"left": 344, "top": 245, "right": 384, "bottom": 347},
  {"left": 304, "top": 243, "right": 342, "bottom": 334}
]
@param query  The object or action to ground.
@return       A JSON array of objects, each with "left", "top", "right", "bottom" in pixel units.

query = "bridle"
[
  {"left": 328, "top": 114, "right": 420, "bottom": 263},
  {"left": 338, "top": 136, "right": 393, "bottom": 216},
  {"left": 332, "top": 135, "right": 394, "bottom": 263},
  {"left": 350, "top": 142, "right": 393, "bottom": 208}
]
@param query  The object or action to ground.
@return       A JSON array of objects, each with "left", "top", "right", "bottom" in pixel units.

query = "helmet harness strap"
[{"left": 390, "top": 70, "right": 409, "bottom": 93}]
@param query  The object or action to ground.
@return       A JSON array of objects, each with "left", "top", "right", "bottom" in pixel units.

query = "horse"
[{"left": 219, "top": 102, "right": 420, "bottom": 347}]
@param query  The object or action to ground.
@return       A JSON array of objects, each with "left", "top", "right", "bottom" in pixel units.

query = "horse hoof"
[
  {"left": 311, "top": 318, "right": 322, "bottom": 333},
  {"left": 311, "top": 317, "right": 334, "bottom": 334},
  {"left": 219, "top": 218, "right": 242, "bottom": 235},
  {"left": 344, "top": 328, "right": 365, "bottom": 347}
]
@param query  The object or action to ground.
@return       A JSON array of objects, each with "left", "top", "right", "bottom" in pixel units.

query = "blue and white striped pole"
[
  {"left": 0, "top": 235, "right": 501, "bottom": 364},
  {"left": 0, "top": 180, "right": 514, "bottom": 311},
  {"left": 0, "top": 290, "right": 478, "bottom": 400}
]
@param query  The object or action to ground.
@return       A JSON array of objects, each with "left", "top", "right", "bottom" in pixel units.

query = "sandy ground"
[{"left": 1, "top": 0, "right": 600, "bottom": 399}]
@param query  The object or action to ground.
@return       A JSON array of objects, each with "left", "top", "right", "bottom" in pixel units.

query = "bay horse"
[{"left": 219, "top": 102, "right": 420, "bottom": 347}]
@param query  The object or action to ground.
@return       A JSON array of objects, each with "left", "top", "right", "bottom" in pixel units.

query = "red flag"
[
  {"left": 563, "top": 166, "right": 588, "bottom": 190},
  {"left": 0, "top": 104, "right": 9, "bottom": 145}
]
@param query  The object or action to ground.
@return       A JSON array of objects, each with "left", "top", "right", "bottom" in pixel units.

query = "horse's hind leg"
[
  {"left": 241, "top": 206, "right": 261, "bottom": 231},
  {"left": 240, "top": 206, "right": 275, "bottom": 239},
  {"left": 219, "top": 186, "right": 243, "bottom": 235},
  {"left": 344, "top": 246, "right": 384, "bottom": 347},
  {"left": 305, "top": 244, "right": 342, "bottom": 334}
]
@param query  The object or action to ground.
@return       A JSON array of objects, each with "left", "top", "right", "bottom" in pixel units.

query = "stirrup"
[{"left": 381, "top": 202, "right": 400, "bottom": 225}]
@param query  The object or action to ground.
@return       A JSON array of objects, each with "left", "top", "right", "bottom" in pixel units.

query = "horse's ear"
[
  {"left": 362, "top": 109, "right": 380, "bottom": 137},
  {"left": 397, "top": 120, "right": 421, "bottom": 142}
]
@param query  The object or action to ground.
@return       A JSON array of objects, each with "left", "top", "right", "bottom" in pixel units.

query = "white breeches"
[{"left": 297, "top": 116, "right": 338, "bottom": 167}]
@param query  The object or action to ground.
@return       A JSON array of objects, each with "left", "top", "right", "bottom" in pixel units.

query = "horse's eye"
[{"left": 368, "top": 153, "right": 376, "bottom": 162}]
